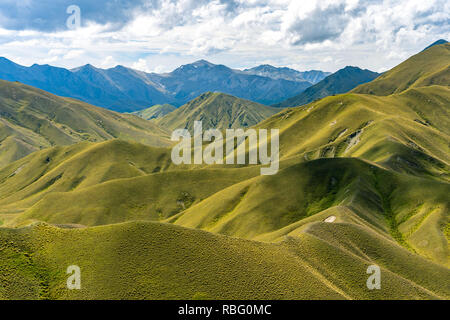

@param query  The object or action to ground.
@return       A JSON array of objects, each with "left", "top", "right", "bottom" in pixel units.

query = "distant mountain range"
[
  {"left": 273, "top": 66, "right": 380, "bottom": 108},
  {"left": 0, "top": 58, "right": 318, "bottom": 112},
  {"left": 242, "top": 65, "right": 330, "bottom": 84},
  {"left": 156, "top": 92, "right": 279, "bottom": 131}
]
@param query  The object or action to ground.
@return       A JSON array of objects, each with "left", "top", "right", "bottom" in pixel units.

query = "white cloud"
[
  {"left": 0, "top": 0, "right": 448, "bottom": 73},
  {"left": 63, "top": 50, "right": 85, "bottom": 60},
  {"left": 100, "top": 56, "right": 116, "bottom": 68},
  {"left": 131, "top": 58, "right": 149, "bottom": 72}
]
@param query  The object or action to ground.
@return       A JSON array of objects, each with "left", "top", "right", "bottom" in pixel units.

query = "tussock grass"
[{"left": 0, "top": 221, "right": 448, "bottom": 300}]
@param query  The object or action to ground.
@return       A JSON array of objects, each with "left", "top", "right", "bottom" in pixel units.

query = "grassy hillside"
[
  {"left": 0, "top": 221, "right": 448, "bottom": 300},
  {"left": 255, "top": 85, "right": 450, "bottom": 180},
  {"left": 1, "top": 144, "right": 447, "bottom": 266},
  {"left": 242, "top": 64, "right": 329, "bottom": 84},
  {"left": 131, "top": 104, "right": 176, "bottom": 120},
  {"left": 0, "top": 80, "right": 171, "bottom": 168},
  {"left": 0, "top": 139, "right": 261, "bottom": 226},
  {"left": 156, "top": 92, "right": 279, "bottom": 131},
  {"left": 170, "top": 158, "right": 449, "bottom": 266},
  {"left": 273, "top": 67, "right": 379, "bottom": 108},
  {"left": 0, "top": 43, "right": 449, "bottom": 300},
  {"left": 353, "top": 42, "right": 450, "bottom": 95}
]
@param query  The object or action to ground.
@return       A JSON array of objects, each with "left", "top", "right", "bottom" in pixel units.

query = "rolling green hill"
[
  {"left": 256, "top": 86, "right": 450, "bottom": 181},
  {"left": 156, "top": 92, "right": 279, "bottom": 131},
  {"left": 0, "top": 80, "right": 171, "bottom": 168},
  {"left": 170, "top": 158, "right": 449, "bottom": 266},
  {"left": 0, "top": 139, "right": 261, "bottom": 226},
  {"left": 422, "top": 39, "right": 448, "bottom": 51},
  {"left": 0, "top": 42, "right": 449, "bottom": 300},
  {"left": 0, "top": 221, "right": 448, "bottom": 300},
  {"left": 273, "top": 66, "right": 379, "bottom": 108},
  {"left": 1, "top": 81, "right": 446, "bottom": 263},
  {"left": 131, "top": 104, "right": 176, "bottom": 120},
  {"left": 353, "top": 42, "right": 450, "bottom": 95}
]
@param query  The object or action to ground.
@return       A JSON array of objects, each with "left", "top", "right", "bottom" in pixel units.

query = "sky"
[{"left": 0, "top": 0, "right": 448, "bottom": 73}]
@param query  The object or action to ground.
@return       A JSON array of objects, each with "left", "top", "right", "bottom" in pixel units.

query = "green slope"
[
  {"left": 0, "top": 43, "right": 449, "bottom": 300},
  {"left": 353, "top": 42, "right": 450, "bottom": 95},
  {"left": 131, "top": 104, "right": 176, "bottom": 120},
  {"left": 0, "top": 221, "right": 448, "bottom": 300},
  {"left": 255, "top": 85, "right": 450, "bottom": 180},
  {"left": 0, "top": 139, "right": 260, "bottom": 226},
  {"left": 156, "top": 92, "right": 279, "bottom": 131},
  {"left": 170, "top": 158, "right": 449, "bottom": 266},
  {"left": 0, "top": 80, "right": 171, "bottom": 168},
  {"left": 273, "top": 66, "right": 379, "bottom": 108}
]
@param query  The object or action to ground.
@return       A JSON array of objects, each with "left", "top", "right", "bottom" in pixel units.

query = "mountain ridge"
[
  {"left": 422, "top": 39, "right": 448, "bottom": 51},
  {"left": 0, "top": 40, "right": 449, "bottom": 300},
  {"left": 273, "top": 66, "right": 380, "bottom": 108},
  {"left": 353, "top": 42, "right": 450, "bottom": 96},
  {"left": 156, "top": 91, "right": 280, "bottom": 131},
  {"left": 242, "top": 64, "right": 330, "bottom": 84},
  {"left": 0, "top": 58, "right": 315, "bottom": 111}
]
